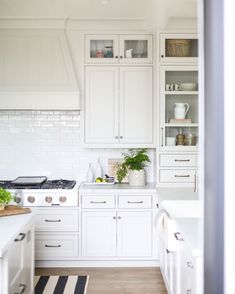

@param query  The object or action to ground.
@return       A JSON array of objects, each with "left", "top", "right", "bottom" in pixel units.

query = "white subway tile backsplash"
[{"left": 0, "top": 111, "right": 155, "bottom": 182}]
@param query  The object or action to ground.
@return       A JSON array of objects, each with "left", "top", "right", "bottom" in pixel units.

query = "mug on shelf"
[{"left": 169, "top": 84, "right": 181, "bottom": 91}]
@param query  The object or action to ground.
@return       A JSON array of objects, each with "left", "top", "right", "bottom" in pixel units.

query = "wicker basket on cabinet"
[{"left": 166, "top": 39, "right": 191, "bottom": 57}]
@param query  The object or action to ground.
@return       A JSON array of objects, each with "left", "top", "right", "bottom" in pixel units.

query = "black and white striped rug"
[{"left": 34, "top": 275, "right": 89, "bottom": 294}]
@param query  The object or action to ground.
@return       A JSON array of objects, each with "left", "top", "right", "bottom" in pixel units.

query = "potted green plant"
[
  {"left": 0, "top": 188, "right": 13, "bottom": 210},
  {"left": 116, "top": 148, "right": 151, "bottom": 186}
]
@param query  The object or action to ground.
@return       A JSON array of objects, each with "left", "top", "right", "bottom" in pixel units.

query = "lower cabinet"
[
  {"left": 157, "top": 215, "right": 202, "bottom": 294},
  {"left": 34, "top": 208, "right": 79, "bottom": 260},
  {"left": 82, "top": 210, "right": 152, "bottom": 258},
  {"left": 4, "top": 220, "right": 34, "bottom": 294}
]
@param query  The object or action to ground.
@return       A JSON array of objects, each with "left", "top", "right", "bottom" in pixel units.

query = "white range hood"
[{"left": 0, "top": 29, "right": 80, "bottom": 110}]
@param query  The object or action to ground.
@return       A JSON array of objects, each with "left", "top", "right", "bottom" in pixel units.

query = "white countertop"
[
  {"left": 0, "top": 212, "right": 34, "bottom": 257},
  {"left": 156, "top": 187, "right": 198, "bottom": 202},
  {"left": 80, "top": 182, "right": 156, "bottom": 193},
  {"left": 175, "top": 218, "right": 202, "bottom": 257}
]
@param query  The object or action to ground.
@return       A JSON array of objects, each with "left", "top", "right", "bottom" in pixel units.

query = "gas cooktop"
[{"left": 0, "top": 178, "right": 76, "bottom": 190}]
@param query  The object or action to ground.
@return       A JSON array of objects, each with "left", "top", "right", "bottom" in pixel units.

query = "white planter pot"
[{"left": 129, "top": 170, "right": 146, "bottom": 186}]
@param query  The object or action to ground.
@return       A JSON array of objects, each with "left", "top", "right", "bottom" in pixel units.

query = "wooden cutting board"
[{"left": 0, "top": 205, "right": 31, "bottom": 217}]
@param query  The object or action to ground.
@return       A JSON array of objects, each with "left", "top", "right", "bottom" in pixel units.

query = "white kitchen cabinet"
[
  {"left": 3, "top": 220, "right": 34, "bottom": 294},
  {"left": 34, "top": 208, "right": 79, "bottom": 261},
  {"left": 85, "top": 66, "right": 154, "bottom": 147},
  {"left": 85, "top": 34, "right": 153, "bottom": 64},
  {"left": 81, "top": 210, "right": 152, "bottom": 258},
  {"left": 117, "top": 211, "right": 152, "bottom": 257},
  {"left": 81, "top": 211, "right": 117, "bottom": 257},
  {"left": 157, "top": 34, "right": 198, "bottom": 187},
  {"left": 159, "top": 33, "right": 198, "bottom": 63}
]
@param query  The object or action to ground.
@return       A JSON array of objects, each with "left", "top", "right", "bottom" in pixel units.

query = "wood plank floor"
[{"left": 35, "top": 267, "right": 167, "bottom": 294}]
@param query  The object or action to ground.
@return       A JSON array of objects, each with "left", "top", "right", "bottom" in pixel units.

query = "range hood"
[{"left": 0, "top": 29, "right": 80, "bottom": 110}]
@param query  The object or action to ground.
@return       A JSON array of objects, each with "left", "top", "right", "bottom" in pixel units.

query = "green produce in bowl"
[{"left": 0, "top": 188, "right": 13, "bottom": 210}]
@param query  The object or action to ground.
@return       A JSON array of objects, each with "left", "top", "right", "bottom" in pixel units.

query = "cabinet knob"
[
  {"left": 119, "top": 136, "right": 123, "bottom": 139},
  {"left": 115, "top": 56, "right": 118, "bottom": 59},
  {"left": 174, "top": 232, "right": 184, "bottom": 241},
  {"left": 187, "top": 261, "right": 194, "bottom": 269},
  {"left": 161, "top": 54, "right": 164, "bottom": 58},
  {"left": 120, "top": 56, "right": 123, "bottom": 59},
  {"left": 115, "top": 136, "right": 119, "bottom": 139},
  {"left": 14, "top": 233, "right": 26, "bottom": 242},
  {"left": 118, "top": 216, "right": 121, "bottom": 220},
  {"left": 187, "top": 290, "right": 192, "bottom": 294},
  {"left": 15, "top": 283, "right": 26, "bottom": 294},
  {"left": 113, "top": 216, "right": 116, "bottom": 220}
]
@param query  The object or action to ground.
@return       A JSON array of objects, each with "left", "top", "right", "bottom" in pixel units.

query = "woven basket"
[{"left": 166, "top": 39, "right": 191, "bottom": 57}]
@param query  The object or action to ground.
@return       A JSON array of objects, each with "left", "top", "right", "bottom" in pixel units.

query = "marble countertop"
[{"left": 0, "top": 212, "right": 34, "bottom": 257}]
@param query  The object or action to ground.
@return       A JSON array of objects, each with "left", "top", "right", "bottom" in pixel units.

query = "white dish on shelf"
[
  {"left": 83, "top": 181, "right": 115, "bottom": 185},
  {"left": 180, "top": 83, "right": 198, "bottom": 91}
]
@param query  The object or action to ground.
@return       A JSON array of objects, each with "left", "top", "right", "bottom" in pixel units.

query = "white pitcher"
[{"left": 174, "top": 103, "right": 189, "bottom": 119}]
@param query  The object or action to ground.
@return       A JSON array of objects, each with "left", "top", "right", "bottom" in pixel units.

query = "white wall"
[{"left": 0, "top": 110, "right": 155, "bottom": 182}]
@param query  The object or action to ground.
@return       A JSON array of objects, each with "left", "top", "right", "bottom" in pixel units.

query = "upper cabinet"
[
  {"left": 85, "top": 34, "right": 153, "bottom": 64},
  {"left": 0, "top": 29, "right": 80, "bottom": 110},
  {"left": 160, "top": 33, "right": 198, "bottom": 63},
  {"left": 85, "top": 66, "right": 154, "bottom": 147}
]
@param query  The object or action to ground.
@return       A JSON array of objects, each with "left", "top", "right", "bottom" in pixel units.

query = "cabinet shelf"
[
  {"left": 165, "top": 123, "right": 199, "bottom": 127},
  {"left": 165, "top": 91, "right": 198, "bottom": 95}
]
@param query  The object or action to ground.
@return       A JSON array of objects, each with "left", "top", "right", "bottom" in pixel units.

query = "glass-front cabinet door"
[
  {"left": 119, "top": 35, "right": 153, "bottom": 64},
  {"left": 85, "top": 35, "right": 119, "bottom": 63},
  {"left": 160, "top": 65, "right": 198, "bottom": 151},
  {"left": 85, "top": 34, "right": 153, "bottom": 64},
  {"left": 160, "top": 33, "right": 198, "bottom": 63}
]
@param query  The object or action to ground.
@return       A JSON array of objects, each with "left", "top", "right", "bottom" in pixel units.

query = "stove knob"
[
  {"left": 45, "top": 196, "right": 53, "bottom": 203},
  {"left": 59, "top": 196, "right": 67, "bottom": 203},
  {"left": 14, "top": 196, "right": 22, "bottom": 204},
  {"left": 27, "top": 196, "right": 35, "bottom": 203}
]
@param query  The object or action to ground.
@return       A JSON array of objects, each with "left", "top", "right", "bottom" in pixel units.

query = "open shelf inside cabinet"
[{"left": 164, "top": 126, "right": 198, "bottom": 149}]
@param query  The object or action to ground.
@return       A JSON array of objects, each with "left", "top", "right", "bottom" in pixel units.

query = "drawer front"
[
  {"left": 35, "top": 234, "right": 79, "bottom": 259},
  {"left": 160, "top": 154, "right": 197, "bottom": 167},
  {"left": 81, "top": 195, "right": 115, "bottom": 209},
  {"left": 118, "top": 195, "right": 152, "bottom": 209},
  {"left": 35, "top": 209, "right": 79, "bottom": 232},
  {"left": 160, "top": 170, "right": 195, "bottom": 183}
]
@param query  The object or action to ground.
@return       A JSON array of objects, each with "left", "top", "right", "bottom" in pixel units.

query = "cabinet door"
[
  {"left": 82, "top": 211, "right": 116, "bottom": 257},
  {"left": 119, "top": 35, "right": 153, "bottom": 64},
  {"left": 160, "top": 33, "right": 198, "bottom": 63},
  {"left": 85, "top": 35, "right": 119, "bottom": 64},
  {"left": 117, "top": 211, "right": 152, "bottom": 257},
  {"left": 119, "top": 67, "right": 154, "bottom": 145},
  {"left": 160, "top": 65, "right": 198, "bottom": 152},
  {"left": 85, "top": 66, "right": 119, "bottom": 144}
]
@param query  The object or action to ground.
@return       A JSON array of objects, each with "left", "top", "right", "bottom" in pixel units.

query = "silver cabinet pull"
[
  {"left": 127, "top": 201, "right": 144, "bottom": 204},
  {"left": 113, "top": 216, "right": 116, "bottom": 220},
  {"left": 15, "top": 283, "right": 26, "bottom": 294},
  {"left": 117, "top": 216, "right": 121, "bottom": 220},
  {"left": 174, "top": 159, "right": 190, "bottom": 162},
  {"left": 45, "top": 219, "right": 61, "bottom": 222},
  {"left": 174, "top": 175, "right": 190, "bottom": 178},
  {"left": 90, "top": 201, "right": 107, "bottom": 204},
  {"left": 174, "top": 232, "right": 184, "bottom": 241},
  {"left": 14, "top": 233, "right": 26, "bottom": 242},
  {"left": 161, "top": 127, "right": 164, "bottom": 147},
  {"left": 194, "top": 172, "right": 198, "bottom": 193},
  {"left": 120, "top": 136, "right": 123, "bottom": 139},
  {"left": 115, "top": 136, "right": 119, "bottom": 139},
  {"left": 45, "top": 244, "right": 61, "bottom": 248},
  {"left": 187, "top": 261, "right": 194, "bottom": 269}
]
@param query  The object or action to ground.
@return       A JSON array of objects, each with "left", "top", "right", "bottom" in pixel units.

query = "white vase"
[
  {"left": 129, "top": 170, "right": 146, "bottom": 186},
  {"left": 94, "top": 158, "right": 103, "bottom": 179},
  {"left": 86, "top": 163, "right": 94, "bottom": 183}
]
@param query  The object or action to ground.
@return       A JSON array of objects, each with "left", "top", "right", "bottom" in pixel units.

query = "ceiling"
[{"left": 0, "top": 0, "right": 197, "bottom": 29}]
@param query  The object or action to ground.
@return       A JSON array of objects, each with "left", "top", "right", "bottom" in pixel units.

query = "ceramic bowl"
[{"left": 180, "top": 83, "right": 198, "bottom": 91}]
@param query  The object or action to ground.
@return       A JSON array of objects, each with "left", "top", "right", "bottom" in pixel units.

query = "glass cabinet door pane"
[
  {"left": 124, "top": 40, "right": 148, "bottom": 59},
  {"left": 90, "top": 40, "right": 114, "bottom": 59},
  {"left": 165, "top": 39, "right": 198, "bottom": 58}
]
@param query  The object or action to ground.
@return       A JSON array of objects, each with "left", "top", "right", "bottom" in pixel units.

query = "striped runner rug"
[{"left": 34, "top": 275, "right": 89, "bottom": 294}]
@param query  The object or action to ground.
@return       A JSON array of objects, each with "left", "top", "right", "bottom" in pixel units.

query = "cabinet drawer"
[
  {"left": 118, "top": 195, "right": 152, "bottom": 209},
  {"left": 82, "top": 195, "right": 115, "bottom": 209},
  {"left": 35, "top": 209, "right": 79, "bottom": 232},
  {"left": 35, "top": 234, "right": 79, "bottom": 259},
  {"left": 160, "top": 154, "right": 197, "bottom": 167},
  {"left": 160, "top": 170, "right": 195, "bottom": 183}
]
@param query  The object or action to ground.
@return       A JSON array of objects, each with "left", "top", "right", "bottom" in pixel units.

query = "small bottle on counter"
[
  {"left": 94, "top": 158, "right": 103, "bottom": 179},
  {"left": 86, "top": 163, "right": 94, "bottom": 183}
]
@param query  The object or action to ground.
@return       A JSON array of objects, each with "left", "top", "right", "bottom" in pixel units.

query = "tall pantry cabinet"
[
  {"left": 84, "top": 34, "right": 155, "bottom": 147},
  {"left": 157, "top": 33, "right": 199, "bottom": 188}
]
